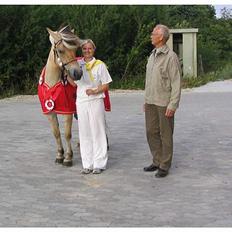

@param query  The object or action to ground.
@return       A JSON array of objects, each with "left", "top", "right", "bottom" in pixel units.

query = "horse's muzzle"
[{"left": 69, "top": 69, "right": 83, "bottom": 81}]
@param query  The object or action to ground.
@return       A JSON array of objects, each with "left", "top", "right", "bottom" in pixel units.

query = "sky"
[
  {"left": 0, "top": 0, "right": 231, "bottom": 18},
  {"left": 214, "top": 4, "right": 232, "bottom": 17},
  {"left": 0, "top": 0, "right": 231, "bottom": 4}
]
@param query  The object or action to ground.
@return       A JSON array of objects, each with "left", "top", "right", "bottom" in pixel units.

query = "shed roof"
[{"left": 170, "top": 28, "right": 199, "bottom": 33}]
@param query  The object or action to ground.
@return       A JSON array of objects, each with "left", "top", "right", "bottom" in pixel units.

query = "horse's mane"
[{"left": 55, "top": 25, "right": 82, "bottom": 50}]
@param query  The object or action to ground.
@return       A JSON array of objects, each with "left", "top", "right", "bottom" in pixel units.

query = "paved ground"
[{"left": 0, "top": 83, "right": 232, "bottom": 227}]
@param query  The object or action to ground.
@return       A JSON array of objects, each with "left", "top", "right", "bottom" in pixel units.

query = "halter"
[{"left": 53, "top": 39, "right": 77, "bottom": 85}]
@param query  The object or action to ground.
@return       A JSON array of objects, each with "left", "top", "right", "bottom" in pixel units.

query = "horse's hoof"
[
  {"left": 55, "top": 158, "right": 64, "bottom": 164},
  {"left": 62, "top": 160, "right": 73, "bottom": 167}
]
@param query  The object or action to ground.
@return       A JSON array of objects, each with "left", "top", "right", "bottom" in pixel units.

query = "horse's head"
[{"left": 47, "top": 26, "right": 83, "bottom": 81}]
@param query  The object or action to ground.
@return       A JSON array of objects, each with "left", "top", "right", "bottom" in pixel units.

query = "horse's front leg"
[
  {"left": 63, "top": 114, "right": 74, "bottom": 167},
  {"left": 47, "top": 113, "right": 64, "bottom": 164}
]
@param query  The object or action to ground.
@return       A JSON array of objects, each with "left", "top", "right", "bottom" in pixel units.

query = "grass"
[
  {"left": 111, "top": 76, "right": 145, "bottom": 90},
  {"left": 112, "top": 63, "right": 232, "bottom": 90},
  {"left": 182, "top": 64, "right": 232, "bottom": 89}
]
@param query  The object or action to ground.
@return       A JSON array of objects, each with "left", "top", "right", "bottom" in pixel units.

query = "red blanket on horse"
[
  {"left": 38, "top": 65, "right": 111, "bottom": 114},
  {"left": 38, "top": 67, "right": 77, "bottom": 114}
]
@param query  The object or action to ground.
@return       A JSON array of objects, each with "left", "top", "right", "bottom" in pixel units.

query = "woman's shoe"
[
  {"left": 81, "top": 168, "right": 92, "bottom": 174},
  {"left": 93, "top": 168, "right": 102, "bottom": 174}
]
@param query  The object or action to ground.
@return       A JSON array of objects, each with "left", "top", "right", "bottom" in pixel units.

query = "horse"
[{"left": 38, "top": 26, "right": 83, "bottom": 167}]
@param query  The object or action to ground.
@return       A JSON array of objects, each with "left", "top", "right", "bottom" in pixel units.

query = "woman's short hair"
[{"left": 80, "top": 39, "right": 96, "bottom": 49}]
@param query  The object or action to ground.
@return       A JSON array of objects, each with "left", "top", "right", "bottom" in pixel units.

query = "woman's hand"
[
  {"left": 86, "top": 84, "right": 109, "bottom": 96},
  {"left": 86, "top": 89, "right": 97, "bottom": 96},
  {"left": 66, "top": 75, "right": 77, "bottom": 87}
]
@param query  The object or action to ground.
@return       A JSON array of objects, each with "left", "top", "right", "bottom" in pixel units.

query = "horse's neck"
[{"left": 45, "top": 49, "right": 61, "bottom": 87}]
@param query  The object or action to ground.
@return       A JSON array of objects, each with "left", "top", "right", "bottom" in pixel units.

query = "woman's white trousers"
[{"left": 77, "top": 98, "right": 108, "bottom": 169}]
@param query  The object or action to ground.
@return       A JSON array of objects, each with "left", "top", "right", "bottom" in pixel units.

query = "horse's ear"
[
  {"left": 47, "top": 27, "right": 62, "bottom": 44},
  {"left": 59, "top": 25, "right": 72, "bottom": 34}
]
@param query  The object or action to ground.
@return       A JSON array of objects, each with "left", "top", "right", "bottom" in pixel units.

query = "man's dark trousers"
[{"left": 145, "top": 103, "right": 174, "bottom": 171}]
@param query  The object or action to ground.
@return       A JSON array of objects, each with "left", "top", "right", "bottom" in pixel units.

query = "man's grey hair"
[{"left": 155, "top": 24, "right": 170, "bottom": 42}]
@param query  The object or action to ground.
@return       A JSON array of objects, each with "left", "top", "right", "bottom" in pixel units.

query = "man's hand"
[{"left": 165, "top": 108, "right": 175, "bottom": 117}]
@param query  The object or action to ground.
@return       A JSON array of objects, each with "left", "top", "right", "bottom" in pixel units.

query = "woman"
[{"left": 76, "top": 39, "right": 112, "bottom": 174}]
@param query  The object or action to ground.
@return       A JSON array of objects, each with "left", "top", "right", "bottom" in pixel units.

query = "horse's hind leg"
[
  {"left": 47, "top": 113, "right": 64, "bottom": 164},
  {"left": 63, "top": 114, "right": 73, "bottom": 167}
]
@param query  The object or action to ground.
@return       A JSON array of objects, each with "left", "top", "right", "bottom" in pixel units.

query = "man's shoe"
[
  {"left": 155, "top": 168, "right": 168, "bottom": 178},
  {"left": 143, "top": 164, "right": 159, "bottom": 172}
]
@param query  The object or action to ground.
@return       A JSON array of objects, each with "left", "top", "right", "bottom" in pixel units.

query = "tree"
[{"left": 0, "top": 5, "right": 231, "bottom": 96}]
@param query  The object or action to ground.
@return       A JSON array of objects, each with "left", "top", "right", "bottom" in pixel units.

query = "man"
[{"left": 144, "top": 24, "right": 181, "bottom": 178}]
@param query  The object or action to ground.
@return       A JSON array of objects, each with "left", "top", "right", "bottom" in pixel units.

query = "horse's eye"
[{"left": 57, "top": 49, "right": 64, "bottom": 54}]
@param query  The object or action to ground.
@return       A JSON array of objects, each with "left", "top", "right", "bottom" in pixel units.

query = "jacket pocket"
[{"left": 159, "top": 67, "right": 171, "bottom": 91}]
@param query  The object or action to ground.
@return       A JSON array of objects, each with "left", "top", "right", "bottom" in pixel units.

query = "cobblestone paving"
[{"left": 0, "top": 90, "right": 232, "bottom": 227}]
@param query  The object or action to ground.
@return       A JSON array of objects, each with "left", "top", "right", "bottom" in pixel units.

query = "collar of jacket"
[{"left": 155, "top": 44, "right": 169, "bottom": 56}]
